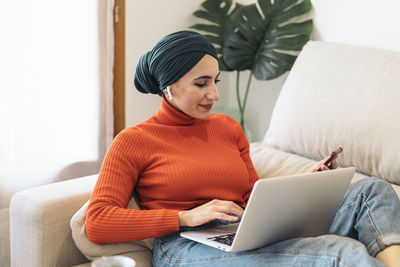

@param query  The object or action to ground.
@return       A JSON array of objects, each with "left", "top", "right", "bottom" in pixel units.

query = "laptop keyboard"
[{"left": 207, "top": 233, "right": 236, "bottom": 246}]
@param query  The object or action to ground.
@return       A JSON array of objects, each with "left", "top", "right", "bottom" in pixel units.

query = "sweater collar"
[{"left": 153, "top": 96, "right": 203, "bottom": 126}]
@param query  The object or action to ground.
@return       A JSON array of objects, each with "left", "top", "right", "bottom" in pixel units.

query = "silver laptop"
[{"left": 180, "top": 167, "right": 355, "bottom": 253}]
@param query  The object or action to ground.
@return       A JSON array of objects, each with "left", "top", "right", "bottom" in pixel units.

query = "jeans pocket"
[{"left": 157, "top": 232, "right": 184, "bottom": 254}]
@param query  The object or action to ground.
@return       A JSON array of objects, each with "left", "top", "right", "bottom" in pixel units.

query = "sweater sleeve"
[
  {"left": 231, "top": 120, "right": 260, "bottom": 203},
  {"left": 86, "top": 128, "right": 180, "bottom": 245}
]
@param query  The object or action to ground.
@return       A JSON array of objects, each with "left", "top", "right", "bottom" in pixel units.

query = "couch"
[{"left": 9, "top": 41, "right": 400, "bottom": 267}]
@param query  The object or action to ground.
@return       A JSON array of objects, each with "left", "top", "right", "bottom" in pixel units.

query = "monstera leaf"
[
  {"left": 223, "top": 0, "right": 313, "bottom": 80},
  {"left": 191, "top": 0, "right": 313, "bottom": 134},
  {"left": 191, "top": 0, "right": 244, "bottom": 71}
]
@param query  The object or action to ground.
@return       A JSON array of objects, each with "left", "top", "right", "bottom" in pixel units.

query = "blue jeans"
[{"left": 153, "top": 177, "right": 400, "bottom": 266}]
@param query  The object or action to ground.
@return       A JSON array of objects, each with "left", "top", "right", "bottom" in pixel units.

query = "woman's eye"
[
  {"left": 195, "top": 79, "right": 220, "bottom": 87},
  {"left": 195, "top": 83, "right": 207, "bottom": 87}
]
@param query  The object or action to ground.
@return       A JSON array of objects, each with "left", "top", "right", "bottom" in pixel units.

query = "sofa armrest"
[{"left": 10, "top": 174, "right": 98, "bottom": 267}]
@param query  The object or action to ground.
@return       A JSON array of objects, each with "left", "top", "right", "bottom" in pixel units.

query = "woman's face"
[{"left": 166, "top": 54, "right": 220, "bottom": 119}]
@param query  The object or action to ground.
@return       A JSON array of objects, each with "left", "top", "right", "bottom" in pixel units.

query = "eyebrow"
[{"left": 193, "top": 72, "right": 221, "bottom": 81}]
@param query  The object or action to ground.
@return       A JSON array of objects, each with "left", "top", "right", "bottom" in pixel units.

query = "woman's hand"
[
  {"left": 178, "top": 199, "right": 244, "bottom": 227},
  {"left": 310, "top": 155, "right": 338, "bottom": 173}
]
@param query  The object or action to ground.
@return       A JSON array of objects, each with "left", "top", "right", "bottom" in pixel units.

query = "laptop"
[{"left": 180, "top": 167, "right": 356, "bottom": 253}]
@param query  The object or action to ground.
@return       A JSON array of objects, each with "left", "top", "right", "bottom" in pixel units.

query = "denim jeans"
[{"left": 153, "top": 177, "right": 400, "bottom": 266}]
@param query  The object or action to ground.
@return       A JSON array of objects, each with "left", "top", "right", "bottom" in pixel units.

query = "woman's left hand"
[{"left": 310, "top": 155, "right": 338, "bottom": 173}]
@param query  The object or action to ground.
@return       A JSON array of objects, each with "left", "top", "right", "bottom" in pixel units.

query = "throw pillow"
[{"left": 70, "top": 199, "right": 154, "bottom": 261}]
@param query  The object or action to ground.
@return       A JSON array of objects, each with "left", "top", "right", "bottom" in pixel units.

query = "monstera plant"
[{"left": 191, "top": 0, "right": 313, "bottom": 132}]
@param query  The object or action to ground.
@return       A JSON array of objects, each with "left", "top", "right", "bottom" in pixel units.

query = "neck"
[{"left": 152, "top": 96, "right": 204, "bottom": 126}]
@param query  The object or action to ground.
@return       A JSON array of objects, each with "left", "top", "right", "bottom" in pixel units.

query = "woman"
[{"left": 86, "top": 30, "right": 400, "bottom": 266}]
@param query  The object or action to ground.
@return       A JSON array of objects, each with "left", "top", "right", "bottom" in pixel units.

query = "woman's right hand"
[{"left": 178, "top": 199, "right": 244, "bottom": 227}]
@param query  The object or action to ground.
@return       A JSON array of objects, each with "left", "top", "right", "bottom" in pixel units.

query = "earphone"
[{"left": 166, "top": 86, "right": 172, "bottom": 100}]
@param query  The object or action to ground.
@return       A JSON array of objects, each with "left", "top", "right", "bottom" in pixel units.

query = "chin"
[{"left": 193, "top": 111, "right": 212, "bottom": 119}]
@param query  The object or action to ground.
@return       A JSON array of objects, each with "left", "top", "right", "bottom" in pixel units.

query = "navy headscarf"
[{"left": 134, "top": 30, "right": 218, "bottom": 95}]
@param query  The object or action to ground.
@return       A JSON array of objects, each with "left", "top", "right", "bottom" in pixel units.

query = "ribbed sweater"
[{"left": 86, "top": 98, "right": 260, "bottom": 245}]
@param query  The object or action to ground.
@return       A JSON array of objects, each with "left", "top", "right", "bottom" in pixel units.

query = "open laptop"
[{"left": 180, "top": 167, "right": 355, "bottom": 253}]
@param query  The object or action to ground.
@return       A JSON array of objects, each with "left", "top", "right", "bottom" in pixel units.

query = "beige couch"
[{"left": 9, "top": 41, "right": 400, "bottom": 267}]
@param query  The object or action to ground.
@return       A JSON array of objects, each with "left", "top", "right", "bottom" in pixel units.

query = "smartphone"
[{"left": 317, "top": 147, "right": 343, "bottom": 171}]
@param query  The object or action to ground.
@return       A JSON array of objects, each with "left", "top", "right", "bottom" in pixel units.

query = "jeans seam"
[
  {"left": 338, "top": 193, "right": 383, "bottom": 240},
  {"left": 361, "top": 193, "right": 384, "bottom": 242}
]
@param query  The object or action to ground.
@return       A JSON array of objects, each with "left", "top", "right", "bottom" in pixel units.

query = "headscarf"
[{"left": 134, "top": 30, "right": 218, "bottom": 94}]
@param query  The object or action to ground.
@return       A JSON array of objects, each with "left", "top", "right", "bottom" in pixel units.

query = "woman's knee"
[{"left": 350, "top": 176, "right": 392, "bottom": 196}]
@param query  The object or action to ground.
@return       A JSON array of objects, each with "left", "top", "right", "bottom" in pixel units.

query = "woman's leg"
[
  {"left": 329, "top": 177, "right": 400, "bottom": 265},
  {"left": 153, "top": 232, "right": 384, "bottom": 267},
  {"left": 153, "top": 177, "right": 400, "bottom": 266}
]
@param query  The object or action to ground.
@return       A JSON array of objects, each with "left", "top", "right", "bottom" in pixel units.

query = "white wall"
[
  {"left": 125, "top": 0, "right": 258, "bottom": 131},
  {"left": 126, "top": 0, "right": 400, "bottom": 141},
  {"left": 311, "top": 0, "right": 400, "bottom": 53},
  {"left": 125, "top": 0, "right": 204, "bottom": 127}
]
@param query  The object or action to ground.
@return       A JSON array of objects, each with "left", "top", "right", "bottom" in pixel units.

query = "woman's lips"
[{"left": 199, "top": 104, "right": 213, "bottom": 110}]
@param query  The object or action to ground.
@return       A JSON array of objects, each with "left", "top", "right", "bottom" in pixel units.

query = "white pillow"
[
  {"left": 264, "top": 41, "right": 400, "bottom": 184},
  {"left": 250, "top": 143, "right": 316, "bottom": 178},
  {"left": 70, "top": 199, "right": 154, "bottom": 261},
  {"left": 250, "top": 142, "right": 369, "bottom": 181}
]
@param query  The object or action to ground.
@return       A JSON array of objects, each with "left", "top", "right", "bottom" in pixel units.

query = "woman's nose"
[{"left": 207, "top": 83, "right": 219, "bottom": 101}]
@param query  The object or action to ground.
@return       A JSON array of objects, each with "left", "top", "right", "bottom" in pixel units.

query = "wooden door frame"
[{"left": 113, "top": 0, "right": 125, "bottom": 137}]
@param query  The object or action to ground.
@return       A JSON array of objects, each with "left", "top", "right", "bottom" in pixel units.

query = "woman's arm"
[
  {"left": 234, "top": 123, "right": 260, "bottom": 203},
  {"left": 86, "top": 129, "right": 180, "bottom": 244}
]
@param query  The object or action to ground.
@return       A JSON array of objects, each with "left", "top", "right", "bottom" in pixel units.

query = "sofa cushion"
[
  {"left": 264, "top": 41, "right": 400, "bottom": 185},
  {"left": 70, "top": 199, "right": 154, "bottom": 264},
  {"left": 250, "top": 143, "right": 400, "bottom": 199},
  {"left": 251, "top": 143, "right": 317, "bottom": 178},
  {"left": 250, "top": 143, "right": 368, "bottom": 180}
]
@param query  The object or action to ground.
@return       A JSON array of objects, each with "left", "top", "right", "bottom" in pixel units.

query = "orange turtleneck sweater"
[{"left": 86, "top": 98, "right": 260, "bottom": 245}]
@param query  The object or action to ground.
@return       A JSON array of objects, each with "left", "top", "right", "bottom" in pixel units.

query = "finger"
[
  {"left": 320, "top": 164, "right": 330, "bottom": 171},
  {"left": 222, "top": 202, "right": 244, "bottom": 217},
  {"left": 212, "top": 201, "right": 244, "bottom": 218},
  {"left": 311, "top": 164, "right": 322, "bottom": 172},
  {"left": 311, "top": 160, "right": 326, "bottom": 172},
  {"left": 214, "top": 212, "right": 240, "bottom": 222},
  {"left": 330, "top": 159, "right": 338, "bottom": 169},
  {"left": 214, "top": 204, "right": 243, "bottom": 218},
  {"left": 212, "top": 200, "right": 244, "bottom": 213}
]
